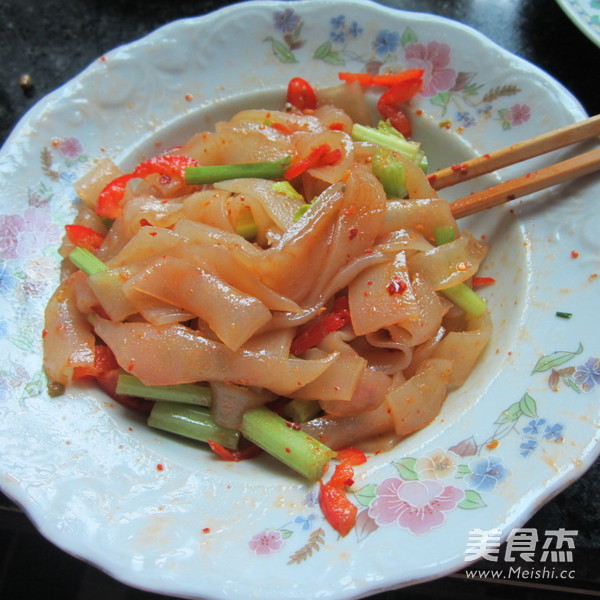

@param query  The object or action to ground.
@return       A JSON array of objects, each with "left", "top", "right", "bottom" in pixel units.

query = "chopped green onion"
[
  {"left": 235, "top": 208, "right": 258, "bottom": 241},
  {"left": 293, "top": 202, "right": 314, "bottom": 222},
  {"left": 116, "top": 374, "right": 212, "bottom": 405},
  {"left": 241, "top": 407, "right": 336, "bottom": 481},
  {"left": 370, "top": 147, "right": 407, "bottom": 198},
  {"left": 185, "top": 156, "right": 291, "bottom": 185},
  {"left": 271, "top": 180, "right": 304, "bottom": 201},
  {"left": 69, "top": 247, "right": 108, "bottom": 275},
  {"left": 440, "top": 283, "right": 487, "bottom": 318},
  {"left": 556, "top": 311, "right": 573, "bottom": 319},
  {"left": 351, "top": 121, "right": 425, "bottom": 167},
  {"left": 434, "top": 226, "right": 487, "bottom": 318},
  {"left": 434, "top": 226, "right": 457, "bottom": 246},
  {"left": 283, "top": 399, "right": 322, "bottom": 423},
  {"left": 148, "top": 402, "right": 239, "bottom": 449}
]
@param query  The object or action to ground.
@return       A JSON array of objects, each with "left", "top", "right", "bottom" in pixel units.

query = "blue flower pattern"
[
  {"left": 573, "top": 357, "right": 600, "bottom": 392},
  {"left": 0, "top": 266, "right": 17, "bottom": 295},
  {"left": 520, "top": 418, "right": 564, "bottom": 457},
  {"left": 465, "top": 457, "right": 509, "bottom": 492},
  {"left": 523, "top": 419, "right": 546, "bottom": 436},
  {"left": 372, "top": 29, "right": 399, "bottom": 57},
  {"left": 544, "top": 423, "right": 564, "bottom": 441},
  {"left": 294, "top": 514, "right": 316, "bottom": 531},
  {"left": 456, "top": 111, "right": 476, "bottom": 128},
  {"left": 328, "top": 15, "right": 363, "bottom": 46},
  {"left": 274, "top": 8, "right": 301, "bottom": 34},
  {"left": 519, "top": 439, "right": 537, "bottom": 457}
]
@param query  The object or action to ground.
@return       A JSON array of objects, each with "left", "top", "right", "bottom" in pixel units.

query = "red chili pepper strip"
[
  {"left": 375, "top": 72, "right": 424, "bottom": 138},
  {"left": 269, "top": 121, "right": 294, "bottom": 135},
  {"left": 472, "top": 277, "right": 496, "bottom": 287},
  {"left": 377, "top": 102, "right": 413, "bottom": 138},
  {"left": 319, "top": 463, "right": 358, "bottom": 537},
  {"left": 328, "top": 462, "right": 355, "bottom": 487},
  {"left": 96, "top": 173, "right": 135, "bottom": 219},
  {"left": 332, "top": 295, "right": 349, "bottom": 311},
  {"left": 72, "top": 345, "right": 119, "bottom": 380},
  {"left": 339, "top": 69, "right": 424, "bottom": 88},
  {"left": 318, "top": 148, "right": 343, "bottom": 166},
  {"left": 132, "top": 155, "right": 199, "bottom": 179},
  {"left": 372, "top": 69, "right": 424, "bottom": 86},
  {"left": 337, "top": 72, "right": 375, "bottom": 85},
  {"left": 286, "top": 77, "right": 317, "bottom": 111},
  {"left": 96, "top": 155, "right": 199, "bottom": 219},
  {"left": 64, "top": 224, "right": 106, "bottom": 250},
  {"left": 290, "top": 296, "right": 351, "bottom": 356},
  {"left": 335, "top": 446, "right": 368, "bottom": 466},
  {"left": 207, "top": 440, "right": 262, "bottom": 462},
  {"left": 378, "top": 77, "right": 423, "bottom": 107},
  {"left": 284, "top": 144, "right": 332, "bottom": 180}
]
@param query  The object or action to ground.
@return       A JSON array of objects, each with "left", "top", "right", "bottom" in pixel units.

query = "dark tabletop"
[{"left": 1, "top": 1, "right": 599, "bottom": 599}]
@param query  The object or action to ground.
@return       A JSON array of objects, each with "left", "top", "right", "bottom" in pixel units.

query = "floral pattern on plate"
[
  {"left": 248, "top": 343, "right": 597, "bottom": 558},
  {"left": 266, "top": 8, "right": 531, "bottom": 131}
]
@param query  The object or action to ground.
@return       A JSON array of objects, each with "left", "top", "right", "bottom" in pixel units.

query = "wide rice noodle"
[{"left": 43, "top": 101, "right": 492, "bottom": 452}]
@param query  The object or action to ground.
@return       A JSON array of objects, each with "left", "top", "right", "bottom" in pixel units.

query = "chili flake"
[{"left": 386, "top": 276, "right": 407, "bottom": 295}]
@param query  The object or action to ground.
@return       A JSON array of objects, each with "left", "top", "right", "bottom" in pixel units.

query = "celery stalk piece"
[
  {"left": 351, "top": 122, "right": 422, "bottom": 163},
  {"left": 69, "top": 247, "right": 108, "bottom": 275},
  {"left": 370, "top": 148, "right": 407, "bottom": 198},
  {"left": 441, "top": 283, "right": 487, "bottom": 318},
  {"left": 117, "top": 374, "right": 212, "bottom": 406},
  {"left": 283, "top": 399, "right": 322, "bottom": 423},
  {"left": 241, "top": 407, "right": 336, "bottom": 481},
  {"left": 185, "top": 156, "right": 291, "bottom": 185},
  {"left": 271, "top": 180, "right": 304, "bottom": 201},
  {"left": 434, "top": 226, "right": 457, "bottom": 246},
  {"left": 433, "top": 226, "right": 487, "bottom": 317},
  {"left": 148, "top": 402, "right": 239, "bottom": 449},
  {"left": 292, "top": 202, "right": 313, "bottom": 222},
  {"left": 235, "top": 208, "right": 258, "bottom": 241}
]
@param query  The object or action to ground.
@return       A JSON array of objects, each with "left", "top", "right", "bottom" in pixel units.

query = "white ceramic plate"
[
  {"left": 1, "top": 1, "right": 599, "bottom": 598},
  {"left": 556, "top": 0, "right": 600, "bottom": 47}
]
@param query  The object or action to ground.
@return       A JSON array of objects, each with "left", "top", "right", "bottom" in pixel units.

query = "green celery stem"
[
  {"left": 241, "top": 407, "right": 336, "bottom": 481},
  {"left": 351, "top": 123, "right": 419, "bottom": 161},
  {"left": 235, "top": 210, "right": 258, "bottom": 241},
  {"left": 283, "top": 399, "right": 322, "bottom": 423},
  {"left": 434, "top": 226, "right": 457, "bottom": 246},
  {"left": 116, "top": 373, "right": 212, "bottom": 405},
  {"left": 434, "top": 226, "right": 487, "bottom": 318},
  {"left": 371, "top": 149, "right": 406, "bottom": 198},
  {"left": 441, "top": 283, "right": 487, "bottom": 318},
  {"left": 185, "top": 156, "right": 291, "bottom": 184},
  {"left": 148, "top": 402, "right": 239, "bottom": 449},
  {"left": 69, "top": 247, "right": 107, "bottom": 275}
]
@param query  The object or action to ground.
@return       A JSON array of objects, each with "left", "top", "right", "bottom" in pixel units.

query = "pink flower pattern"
[
  {"left": 506, "top": 104, "right": 531, "bottom": 126},
  {"left": 56, "top": 137, "right": 83, "bottom": 160},
  {"left": 0, "top": 207, "right": 61, "bottom": 260},
  {"left": 404, "top": 41, "right": 457, "bottom": 97},
  {"left": 368, "top": 477, "right": 464, "bottom": 535},
  {"left": 248, "top": 530, "right": 285, "bottom": 556}
]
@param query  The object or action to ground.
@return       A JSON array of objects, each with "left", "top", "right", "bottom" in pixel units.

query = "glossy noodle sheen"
[{"left": 43, "top": 97, "right": 492, "bottom": 452}]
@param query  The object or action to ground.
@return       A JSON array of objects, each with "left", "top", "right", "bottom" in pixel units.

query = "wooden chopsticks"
[{"left": 427, "top": 114, "right": 600, "bottom": 219}]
